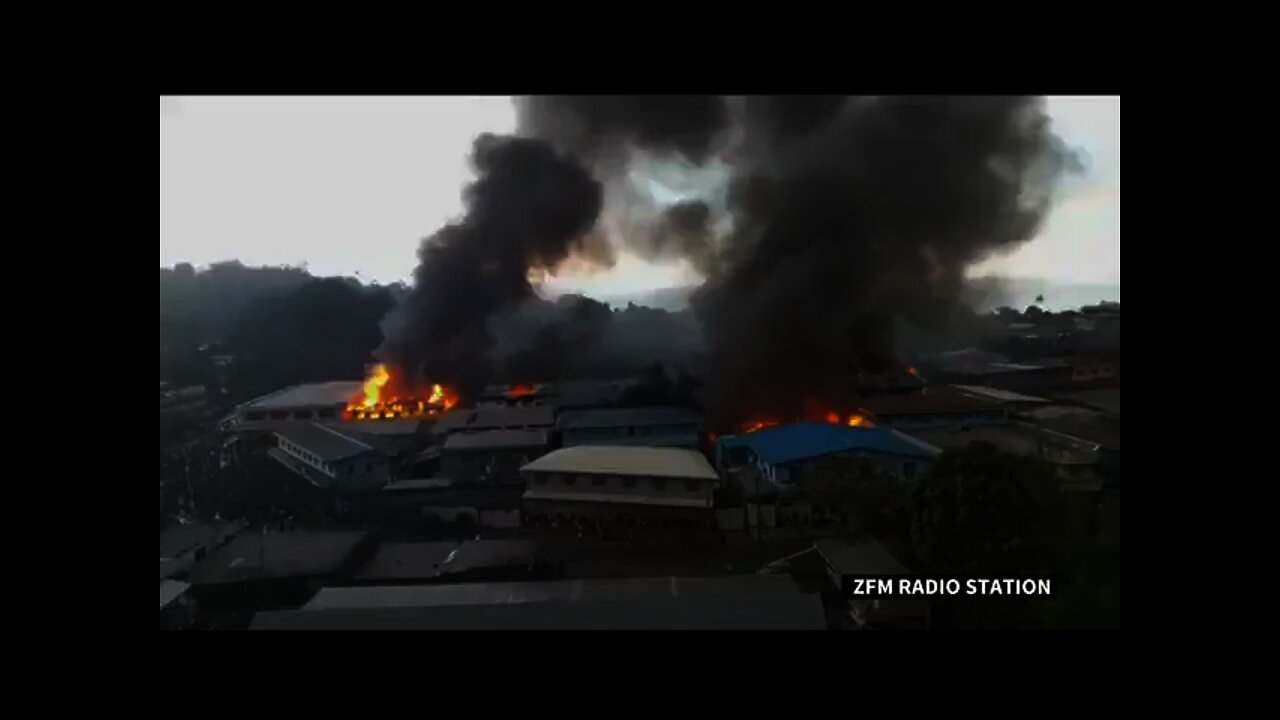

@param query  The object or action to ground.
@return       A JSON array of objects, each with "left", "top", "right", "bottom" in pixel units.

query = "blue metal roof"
[{"left": 719, "top": 422, "right": 940, "bottom": 466}]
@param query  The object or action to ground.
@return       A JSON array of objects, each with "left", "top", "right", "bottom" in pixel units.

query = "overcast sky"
[{"left": 160, "top": 96, "right": 1119, "bottom": 294}]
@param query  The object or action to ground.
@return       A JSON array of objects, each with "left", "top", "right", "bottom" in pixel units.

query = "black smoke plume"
[
  {"left": 377, "top": 134, "right": 603, "bottom": 395},
  {"left": 380, "top": 96, "right": 1076, "bottom": 424}
]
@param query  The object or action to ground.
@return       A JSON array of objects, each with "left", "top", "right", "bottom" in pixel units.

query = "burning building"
[{"left": 367, "top": 96, "right": 1076, "bottom": 432}]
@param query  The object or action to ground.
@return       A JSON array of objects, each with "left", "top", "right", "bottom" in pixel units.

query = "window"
[
  {"left": 246, "top": 412, "right": 265, "bottom": 421},
  {"left": 293, "top": 410, "right": 312, "bottom": 420},
  {"left": 535, "top": 476, "right": 549, "bottom": 486},
  {"left": 685, "top": 480, "right": 700, "bottom": 492},
  {"left": 270, "top": 411, "right": 289, "bottom": 420},
  {"left": 345, "top": 464, "right": 353, "bottom": 474},
  {"left": 318, "top": 408, "right": 336, "bottom": 419},
  {"left": 652, "top": 478, "right": 667, "bottom": 491},
  {"left": 591, "top": 476, "right": 605, "bottom": 487},
  {"left": 622, "top": 477, "right": 637, "bottom": 489},
  {"left": 564, "top": 475, "right": 577, "bottom": 487},
  {"left": 904, "top": 462, "right": 917, "bottom": 479}
]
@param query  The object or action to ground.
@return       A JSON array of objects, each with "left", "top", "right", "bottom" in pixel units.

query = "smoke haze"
[{"left": 379, "top": 96, "right": 1078, "bottom": 423}]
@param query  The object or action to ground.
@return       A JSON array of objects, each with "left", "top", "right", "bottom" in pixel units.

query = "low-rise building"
[
  {"left": 441, "top": 429, "right": 550, "bottom": 484},
  {"left": 270, "top": 423, "right": 391, "bottom": 491},
  {"left": 556, "top": 406, "right": 703, "bottom": 449},
  {"left": 717, "top": 422, "right": 941, "bottom": 492},
  {"left": 520, "top": 445, "right": 720, "bottom": 527},
  {"left": 234, "top": 381, "right": 362, "bottom": 429},
  {"left": 907, "top": 422, "right": 1105, "bottom": 491}
]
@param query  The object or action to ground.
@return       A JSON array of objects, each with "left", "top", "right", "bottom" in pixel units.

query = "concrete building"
[
  {"left": 556, "top": 406, "right": 703, "bottom": 449},
  {"left": 270, "top": 423, "right": 391, "bottom": 491},
  {"left": 520, "top": 445, "right": 720, "bottom": 526},
  {"left": 441, "top": 429, "right": 550, "bottom": 484}
]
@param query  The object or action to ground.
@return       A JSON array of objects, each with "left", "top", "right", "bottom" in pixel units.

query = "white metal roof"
[{"left": 520, "top": 445, "right": 718, "bottom": 480}]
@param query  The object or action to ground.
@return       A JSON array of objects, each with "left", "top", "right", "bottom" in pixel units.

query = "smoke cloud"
[{"left": 379, "top": 96, "right": 1076, "bottom": 424}]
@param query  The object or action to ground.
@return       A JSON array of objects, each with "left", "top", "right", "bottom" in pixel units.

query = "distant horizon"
[{"left": 162, "top": 259, "right": 1118, "bottom": 313}]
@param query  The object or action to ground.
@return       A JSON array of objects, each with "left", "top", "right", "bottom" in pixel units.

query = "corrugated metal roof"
[
  {"left": 241, "top": 381, "right": 362, "bottom": 411},
  {"left": 520, "top": 445, "right": 718, "bottom": 480},
  {"left": 253, "top": 594, "right": 826, "bottom": 630},
  {"left": 187, "top": 531, "right": 372, "bottom": 585},
  {"left": 274, "top": 423, "right": 378, "bottom": 462},
  {"left": 434, "top": 405, "right": 555, "bottom": 432},
  {"left": 719, "top": 422, "right": 940, "bottom": 466},
  {"left": 309, "top": 575, "right": 804, "bottom": 610},
  {"left": 444, "top": 429, "right": 549, "bottom": 452},
  {"left": 259, "top": 575, "right": 825, "bottom": 630},
  {"left": 556, "top": 406, "right": 702, "bottom": 430}
]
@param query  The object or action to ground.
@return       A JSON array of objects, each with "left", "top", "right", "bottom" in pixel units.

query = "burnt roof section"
[
  {"left": 274, "top": 424, "right": 379, "bottom": 463},
  {"left": 556, "top": 406, "right": 703, "bottom": 431},
  {"left": 443, "top": 429, "right": 550, "bottom": 452},
  {"left": 480, "top": 383, "right": 555, "bottom": 399},
  {"left": 186, "top": 531, "right": 373, "bottom": 586}
]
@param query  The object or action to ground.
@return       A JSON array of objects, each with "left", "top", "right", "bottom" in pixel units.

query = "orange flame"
[
  {"left": 508, "top": 384, "right": 536, "bottom": 398},
  {"left": 345, "top": 365, "right": 458, "bottom": 420},
  {"left": 362, "top": 364, "right": 390, "bottom": 408},
  {"left": 906, "top": 366, "right": 920, "bottom": 377}
]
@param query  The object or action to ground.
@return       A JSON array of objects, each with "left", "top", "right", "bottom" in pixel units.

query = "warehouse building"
[{"left": 556, "top": 406, "right": 703, "bottom": 449}]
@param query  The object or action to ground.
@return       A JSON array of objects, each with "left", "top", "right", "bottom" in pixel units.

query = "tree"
[
  {"left": 908, "top": 444, "right": 1122, "bottom": 629},
  {"left": 910, "top": 443, "right": 1058, "bottom": 577},
  {"left": 802, "top": 455, "right": 907, "bottom": 533}
]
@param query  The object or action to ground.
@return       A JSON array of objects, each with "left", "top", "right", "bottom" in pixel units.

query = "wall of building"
[
  {"left": 526, "top": 471, "right": 713, "bottom": 505},
  {"left": 442, "top": 449, "right": 539, "bottom": 484},
  {"left": 562, "top": 424, "right": 701, "bottom": 448},
  {"left": 274, "top": 436, "right": 389, "bottom": 491},
  {"left": 754, "top": 450, "right": 929, "bottom": 493}
]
